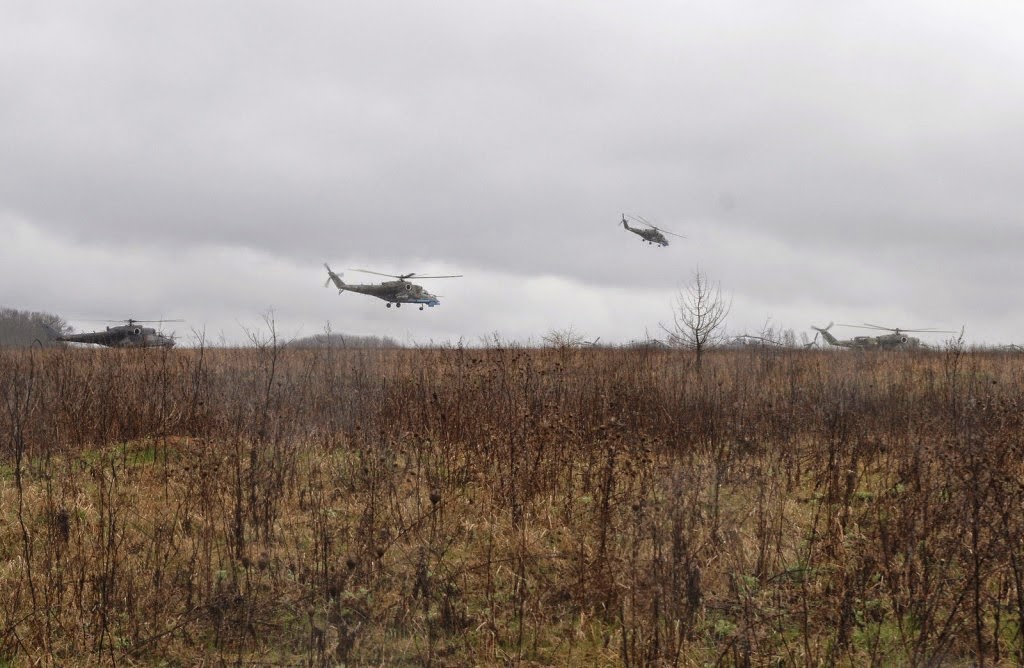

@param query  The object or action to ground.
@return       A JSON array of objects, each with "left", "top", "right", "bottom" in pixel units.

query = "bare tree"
[
  {"left": 542, "top": 325, "right": 588, "bottom": 348},
  {"left": 661, "top": 270, "right": 731, "bottom": 368}
]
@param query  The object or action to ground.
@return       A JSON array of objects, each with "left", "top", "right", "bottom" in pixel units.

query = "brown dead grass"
[{"left": 1, "top": 343, "right": 1023, "bottom": 665}]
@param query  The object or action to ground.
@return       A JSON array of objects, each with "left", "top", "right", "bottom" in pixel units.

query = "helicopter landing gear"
[
  {"left": 419, "top": 305, "right": 424, "bottom": 311},
  {"left": 396, "top": 302, "right": 401, "bottom": 308},
  {"left": 386, "top": 303, "right": 392, "bottom": 308}
]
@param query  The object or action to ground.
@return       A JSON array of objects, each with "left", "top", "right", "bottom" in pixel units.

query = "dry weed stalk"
[{"left": 0, "top": 344, "right": 1022, "bottom": 665}]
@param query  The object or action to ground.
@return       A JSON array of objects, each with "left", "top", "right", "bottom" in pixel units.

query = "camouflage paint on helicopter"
[
  {"left": 811, "top": 322, "right": 956, "bottom": 350},
  {"left": 48, "top": 319, "right": 178, "bottom": 348},
  {"left": 620, "top": 213, "right": 686, "bottom": 247},
  {"left": 324, "top": 264, "right": 462, "bottom": 310}
]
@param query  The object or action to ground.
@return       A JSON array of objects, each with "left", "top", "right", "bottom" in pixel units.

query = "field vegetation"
[{"left": 1, "top": 340, "right": 1023, "bottom": 665}]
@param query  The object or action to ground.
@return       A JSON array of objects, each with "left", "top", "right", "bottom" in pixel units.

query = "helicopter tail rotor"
[
  {"left": 324, "top": 264, "right": 346, "bottom": 292},
  {"left": 810, "top": 322, "right": 842, "bottom": 347}
]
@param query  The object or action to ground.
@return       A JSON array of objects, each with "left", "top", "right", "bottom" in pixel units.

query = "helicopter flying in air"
[
  {"left": 323, "top": 264, "right": 462, "bottom": 310},
  {"left": 620, "top": 213, "right": 686, "bottom": 247},
  {"left": 811, "top": 322, "right": 956, "bottom": 350},
  {"left": 46, "top": 319, "right": 179, "bottom": 348}
]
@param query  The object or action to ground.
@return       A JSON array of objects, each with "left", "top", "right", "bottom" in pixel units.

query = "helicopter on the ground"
[
  {"left": 323, "top": 264, "right": 462, "bottom": 310},
  {"left": 46, "top": 319, "right": 179, "bottom": 348},
  {"left": 620, "top": 213, "right": 686, "bottom": 247},
  {"left": 723, "top": 334, "right": 786, "bottom": 349},
  {"left": 811, "top": 322, "right": 955, "bottom": 350}
]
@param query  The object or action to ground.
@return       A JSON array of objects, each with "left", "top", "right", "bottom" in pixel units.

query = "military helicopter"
[
  {"left": 620, "top": 213, "right": 686, "bottom": 247},
  {"left": 323, "top": 264, "right": 462, "bottom": 310},
  {"left": 47, "top": 319, "right": 179, "bottom": 348},
  {"left": 723, "top": 334, "right": 785, "bottom": 349},
  {"left": 810, "top": 322, "right": 956, "bottom": 350}
]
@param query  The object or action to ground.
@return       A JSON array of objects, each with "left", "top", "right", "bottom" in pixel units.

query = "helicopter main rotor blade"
[
  {"left": 636, "top": 215, "right": 686, "bottom": 235},
  {"left": 626, "top": 213, "right": 687, "bottom": 238},
  {"left": 838, "top": 323, "right": 890, "bottom": 331},
  {"left": 349, "top": 268, "right": 462, "bottom": 280},
  {"left": 623, "top": 213, "right": 652, "bottom": 227},
  {"left": 861, "top": 323, "right": 958, "bottom": 334},
  {"left": 102, "top": 319, "right": 185, "bottom": 323},
  {"left": 841, "top": 322, "right": 957, "bottom": 334},
  {"left": 349, "top": 268, "right": 401, "bottom": 279}
]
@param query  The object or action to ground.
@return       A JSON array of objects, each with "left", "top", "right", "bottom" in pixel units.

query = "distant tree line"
[
  {"left": 287, "top": 332, "right": 401, "bottom": 349},
  {"left": 0, "top": 307, "right": 70, "bottom": 347}
]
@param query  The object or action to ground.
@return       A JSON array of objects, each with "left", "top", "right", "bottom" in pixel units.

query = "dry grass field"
[{"left": 2, "top": 342, "right": 1023, "bottom": 666}]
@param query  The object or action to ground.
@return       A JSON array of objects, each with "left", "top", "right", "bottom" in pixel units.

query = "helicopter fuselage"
[
  {"left": 324, "top": 264, "right": 457, "bottom": 309},
  {"left": 813, "top": 323, "right": 924, "bottom": 350},
  {"left": 622, "top": 220, "right": 669, "bottom": 246},
  {"left": 841, "top": 334, "right": 920, "bottom": 350},
  {"left": 339, "top": 281, "right": 440, "bottom": 308},
  {"left": 57, "top": 325, "right": 175, "bottom": 348}
]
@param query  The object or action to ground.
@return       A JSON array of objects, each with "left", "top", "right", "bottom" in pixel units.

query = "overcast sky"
[{"left": 2, "top": 1, "right": 1022, "bottom": 346}]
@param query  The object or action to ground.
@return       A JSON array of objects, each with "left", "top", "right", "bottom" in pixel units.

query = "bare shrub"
[{"left": 0, "top": 343, "right": 1022, "bottom": 664}]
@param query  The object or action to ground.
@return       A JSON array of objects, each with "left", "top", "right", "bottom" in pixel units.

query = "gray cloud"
[{"left": 1, "top": 1, "right": 1022, "bottom": 344}]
